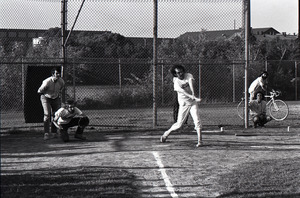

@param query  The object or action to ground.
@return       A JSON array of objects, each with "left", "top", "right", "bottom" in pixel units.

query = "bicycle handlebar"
[
  {"left": 269, "top": 89, "right": 281, "bottom": 97},
  {"left": 241, "top": 89, "right": 281, "bottom": 100}
]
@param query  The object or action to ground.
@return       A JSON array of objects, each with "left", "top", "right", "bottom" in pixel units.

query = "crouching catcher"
[
  {"left": 53, "top": 99, "right": 89, "bottom": 142},
  {"left": 249, "top": 91, "right": 272, "bottom": 128}
]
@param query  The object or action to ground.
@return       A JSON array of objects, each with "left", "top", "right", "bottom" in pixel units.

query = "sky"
[{"left": 0, "top": 0, "right": 298, "bottom": 38}]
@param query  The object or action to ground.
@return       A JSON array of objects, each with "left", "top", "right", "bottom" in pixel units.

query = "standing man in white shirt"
[
  {"left": 160, "top": 65, "right": 202, "bottom": 147},
  {"left": 37, "top": 67, "right": 65, "bottom": 140},
  {"left": 248, "top": 71, "right": 268, "bottom": 101}
]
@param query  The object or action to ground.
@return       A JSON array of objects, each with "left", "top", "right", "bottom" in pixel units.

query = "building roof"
[
  {"left": 178, "top": 27, "right": 294, "bottom": 41},
  {"left": 251, "top": 27, "right": 280, "bottom": 35},
  {"left": 179, "top": 29, "right": 241, "bottom": 41}
]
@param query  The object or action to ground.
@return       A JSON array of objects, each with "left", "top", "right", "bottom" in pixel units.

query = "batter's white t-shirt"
[{"left": 173, "top": 73, "right": 194, "bottom": 105}]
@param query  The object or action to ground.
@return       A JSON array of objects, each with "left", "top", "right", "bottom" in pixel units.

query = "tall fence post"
[
  {"left": 232, "top": 61, "right": 235, "bottom": 103},
  {"left": 244, "top": 0, "right": 250, "bottom": 128},
  {"left": 119, "top": 59, "right": 122, "bottom": 94},
  {"left": 295, "top": 61, "right": 298, "bottom": 101},
  {"left": 198, "top": 60, "right": 201, "bottom": 99},
  {"left": 61, "top": 0, "right": 68, "bottom": 103},
  {"left": 161, "top": 60, "right": 164, "bottom": 105},
  {"left": 152, "top": 0, "right": 158, "bottom": 128},
  {"left": 72, "top": 60, "right": 76, "bottom": 100},
  {"left": 22, "top": 57, "right": 25, "bottom": 106}
]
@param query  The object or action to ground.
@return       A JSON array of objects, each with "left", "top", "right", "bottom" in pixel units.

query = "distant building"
[
  {"left": 179, "top": 29, "right": 241, "bottom": 41},
  {"left": 0, "top": 28, "right": 172, "bottom": 48},
  {"left": 0, "top": 28, "right": 46, "bottom": 42},
  {"left": 179, "top": 27, "right": 297, "bottom": 41},
  {"left": 0, "top": 28, "right": 111, "bottom": 47},
  {"left": 0, "top": 27, "right": 297, "bottom": 49},
  {"left": 252, "top": 27, "right": 297, "bottom": 41},
  {"left": 251, "top": 27, "right": 279, "bottom": 35},
  {"left": 32, "top": 37, "right": 45, "bottom": 47}
]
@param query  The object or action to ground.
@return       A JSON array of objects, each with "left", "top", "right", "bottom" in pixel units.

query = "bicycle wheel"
[
  {"left": 268, "top": 100, "right": 289, "bottom": 121},
  {"left": 237, "top": 100, "right": 250, "bottom": 120}
]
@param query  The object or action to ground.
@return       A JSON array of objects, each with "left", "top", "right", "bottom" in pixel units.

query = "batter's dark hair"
[{"left": 169, "top": 64, "right": 186, "bottom": 77}]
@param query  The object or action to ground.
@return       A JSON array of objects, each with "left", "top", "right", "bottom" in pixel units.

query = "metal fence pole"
[
  {"left": 295, "top": 61, "right": 298, "bottom": 100},
  {"left": 232, "top": 61, "right": 235, "bottom": 103},
  {"left": 152, "top": 0, "right": 158, "bottom": 128},
  {"left": 61, "top": 0, "right": 68, "bottom": 103},
  {"left": 72, "top": 60, "right": 75, "bottom": 100},
  {"left": 244, "top": 0, "right": 250, "bottom": 128},
  {"left": 22, "top": 58, "right": 25, "bottom": 107},
  {"left": 265, "top": 60, "right": 268, "bottom": 97},
  {"left": 119, "top": 59, "right": 122, "bottom": 94},
  {"left": 198, "top": 60, "right": 201, "bottom": 99},
  {"left": 161, "top": 61, "right": 164, "bottom": 105}
]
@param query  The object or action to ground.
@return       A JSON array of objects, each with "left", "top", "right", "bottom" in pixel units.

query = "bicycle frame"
[
  {"left": 265, "top": 90, "right": 279, "bottom": 107},
  {"left": 265, "top": 95, "right": 274, "bottom": 106}
]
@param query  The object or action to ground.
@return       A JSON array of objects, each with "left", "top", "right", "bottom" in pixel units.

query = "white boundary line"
[{"left": 152, "top": 151, "right": 179, "bottom": 198}]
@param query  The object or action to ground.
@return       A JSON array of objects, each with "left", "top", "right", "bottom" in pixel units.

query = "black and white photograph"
[{"left": 1, "top": 0, "right": 299, "bottom": 197}]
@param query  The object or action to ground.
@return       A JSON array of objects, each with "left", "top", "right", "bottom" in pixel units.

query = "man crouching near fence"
[
  {"left": 53, "top": 99, "right": 89, "bottom": 142},
  {"left": 249, "top": 91, "right": 272, "bottom": 128}
]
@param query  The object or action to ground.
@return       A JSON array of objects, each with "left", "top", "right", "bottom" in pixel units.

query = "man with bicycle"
[
  {"left": 249, "top": 91, "right": 272, "bottom": 128},
  {"left": 248, "top": 71, "right": 268, "bottom": 101}
]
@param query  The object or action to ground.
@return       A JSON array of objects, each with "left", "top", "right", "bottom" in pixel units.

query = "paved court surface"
[{"left": 1, "top": 125, "right": 300, "bottom": 197}]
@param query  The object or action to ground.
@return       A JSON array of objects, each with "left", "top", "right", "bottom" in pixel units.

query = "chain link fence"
[{"left": 1, "top": 0, "right": 298, "bottom": 130}]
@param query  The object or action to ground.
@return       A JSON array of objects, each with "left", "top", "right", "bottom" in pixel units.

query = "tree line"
[{"left": 0, "top": 27, "right": 298, "bottom": 110}]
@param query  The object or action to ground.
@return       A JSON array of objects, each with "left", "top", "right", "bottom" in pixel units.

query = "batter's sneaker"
[
  {"left": 44, "top": 133, "right": 50, "bottom": 140},
  {"left": 160, "top": 136, "right": 167, "bottom": 143},
  {"left": 196, "top": 142, "right": 203, "bottom": 147}
]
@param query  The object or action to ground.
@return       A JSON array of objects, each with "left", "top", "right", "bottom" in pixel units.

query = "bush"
[{"left": 77, "top": 88, "right": 153, "bottom": 110}]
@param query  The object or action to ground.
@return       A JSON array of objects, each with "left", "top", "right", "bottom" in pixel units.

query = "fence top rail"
[{"left": 1, "top": 58, "right": 299, "bottom": 65}]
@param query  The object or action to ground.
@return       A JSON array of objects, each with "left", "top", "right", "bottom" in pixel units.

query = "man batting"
[{"left": 160, "top": 64, "right": 202, "bottom": 147}]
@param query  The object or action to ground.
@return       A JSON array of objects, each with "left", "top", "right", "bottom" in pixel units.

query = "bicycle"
[{"left": 237, "top": 90, "right": 289, "bottom": 121}]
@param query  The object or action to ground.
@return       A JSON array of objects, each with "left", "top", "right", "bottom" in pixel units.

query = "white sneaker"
[
  {"left": 44, "top": 133, "right": 50, "bottom": 140},
  {"left": 196, "top": 142, "right": 203, "bottom": 147},
  {"left": 160, "top": 136, "right": 167, "bottom": 143},
  {"left": 195, "top": 98, "right": 201, "bottom": 102}
]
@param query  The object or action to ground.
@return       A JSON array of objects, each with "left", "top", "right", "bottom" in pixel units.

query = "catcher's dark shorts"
[
  {"left": 78, "top": 116, "right": 89, "bottom": 127},
  {"left": 59, "top": 117, "right": 89, "bottom": 142},
  {"left": 60, "top": 116, "right": 89, "bottom": 130}
]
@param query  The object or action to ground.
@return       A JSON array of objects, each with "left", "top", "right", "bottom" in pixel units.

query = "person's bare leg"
[{"left": 196, "top": 128, "right": 202, "bottom": 147}]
